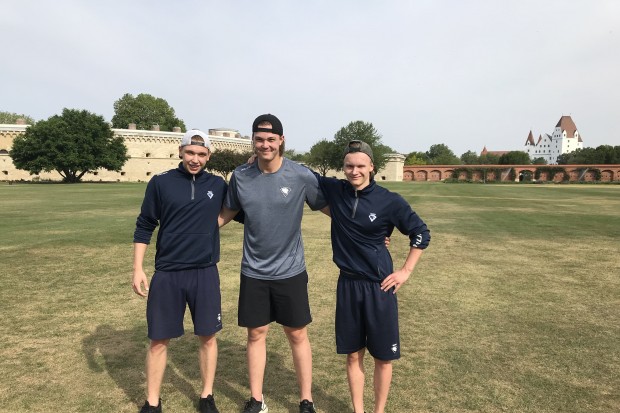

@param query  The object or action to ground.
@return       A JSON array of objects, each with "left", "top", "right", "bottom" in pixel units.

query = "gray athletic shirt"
[{"left": 224, "top": 158, "right": 327, "bottom": 280}]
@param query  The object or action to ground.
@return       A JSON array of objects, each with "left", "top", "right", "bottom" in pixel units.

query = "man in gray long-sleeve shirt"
[{"left": 219, "top": 114, "right": 326, "bottom": 413}]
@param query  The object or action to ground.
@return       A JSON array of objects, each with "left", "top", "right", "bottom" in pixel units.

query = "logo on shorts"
[
  {"left": 217, "top": 313, "right": 221, "bottom": 322},
  {"left": 280, "top": 187, "right": 291, "bottom": 197},
  {"left": 207, "top": 190, "right": 214, "bottom": 199},
  {"left": 391, "top": 343, "right": 398, "bottom": 353},
  {"left": 369, "top": 213, "right": 377, "bottom": 222}
]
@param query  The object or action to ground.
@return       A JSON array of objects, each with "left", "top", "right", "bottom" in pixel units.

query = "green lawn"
[{"left": 0, "top": 182, "right": 618, "bottom": 412}]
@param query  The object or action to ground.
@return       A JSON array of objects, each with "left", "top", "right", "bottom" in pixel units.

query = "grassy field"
[{"left": 0, "top": 181, "right": 618, "bottom": 413}]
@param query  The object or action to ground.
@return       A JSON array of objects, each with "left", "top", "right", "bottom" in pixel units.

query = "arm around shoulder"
[{"left": 218, "top": 206, "right": 240, "bottom": 227}]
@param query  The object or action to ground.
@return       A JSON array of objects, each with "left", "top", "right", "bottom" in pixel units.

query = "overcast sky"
[{"left": 2, "top": 0, "right": 619, "bottom": 156}]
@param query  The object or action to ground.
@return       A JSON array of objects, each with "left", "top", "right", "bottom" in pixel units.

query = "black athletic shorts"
[
  {"left": 238, "top": 270, "right": 312, "bottom": 328},
  {"left": 335, "top": 273, "right": 400, "bottom": 360},
  {"left": 146, "top": 266, "right": 222, "bottom": 340}
]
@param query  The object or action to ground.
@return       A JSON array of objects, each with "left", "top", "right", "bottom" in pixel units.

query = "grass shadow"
[{"left": 83, "top": 325, "right": 350, "bottom": 412}]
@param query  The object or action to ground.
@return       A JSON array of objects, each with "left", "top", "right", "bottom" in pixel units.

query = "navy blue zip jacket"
[
  {"left": 133, "top": 163, "right": 227, "bottom": 271},
  {"left": 317, "top": 176, "right": 430, "bottom": 282}
]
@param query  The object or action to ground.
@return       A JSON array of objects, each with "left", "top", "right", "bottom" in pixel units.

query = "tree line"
[
  {"left": 5, "top": 93, "right": 187, "bottom": 183},
  {"left": 4, "top": 96, "right": 619, "bottom": 182}
]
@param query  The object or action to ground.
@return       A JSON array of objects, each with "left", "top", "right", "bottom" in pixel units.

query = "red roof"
[
  {"left": 556, "top": 115, "right": 580, "bottom": 139},
  {"left": 525, "top": 130, "right": 535, "bottom": 145},
  {"left": 480, "top": 146, "right": 510, "bottom": 156}
]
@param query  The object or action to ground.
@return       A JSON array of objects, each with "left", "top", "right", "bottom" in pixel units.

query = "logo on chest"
[
  {"left": 280, "top": 187, "right": 292, "bottom": 197},
  {"left": 369, "top": 213, "right": 377, "bottom": 222},
  {"left": 206, "top": 190, "right": 214, "bottom": 199}
]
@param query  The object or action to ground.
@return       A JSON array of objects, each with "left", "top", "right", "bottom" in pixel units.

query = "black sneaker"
[
  {"left": 139, "top": 399, "right": 161, "bottom": 413},
  {"left": 199, "top": 394, "right": 219, "bottom": 413},
  {"left": 299, "top": 399, "right": 316, "bottom": 413},
  {"left": 242, "top": 396, "right": 268, "bottom": 413}
]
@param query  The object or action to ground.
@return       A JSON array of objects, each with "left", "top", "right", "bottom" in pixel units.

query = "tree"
[
  {"left": 207, "top": 149, "right": 254, "bottom": 182},
  {"left": 460, "top": 150, "right": 480, "bottom": 165},
  {"left": 532, "top": 157, "right": 547, "bottom": 165},
  {"left": 426, "top": 144, "right": 460, "bottom": 165},
  {"left": 500, "top": 151, "right": 532, "bottom": 165},
  {"left": 556, "top": 153, "right": 572, "bottom": 165},
  {"left": 332, "top": 121, "right": 394, "bottom": 172},
  {"left": 284, "top": 148, "right": 307, "bottom": 162},
  {"left": 498, "top": 151, "right": 531, "bottom": 165},
  {"left": 405, "top": 151, "right": 428, "bottom": 165},
  {"left": 0, "top": 111, "right": 35, "bottom": 125},
  {"left": 305, "top": 139, "right": 340, "bottom": 176},
  {"left": 478, "top": 153, "right": 500, "bottom": 164},
  {"left": 558, "top": 145, "right": 620, "bottom": 164},
  {"left": 111, "top": 93, "right": 186, "bottom": 131},
  {"left": 10, "top": 109, "right": 128, "bottom": 183},
  {"left": 606, "top": 145, "right": 620, "bottom": 164}
]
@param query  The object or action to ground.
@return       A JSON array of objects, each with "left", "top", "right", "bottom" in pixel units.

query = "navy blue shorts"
[
  {"left": 335, "top": 274, "right": 400, "bottom": 360},
  {"left": 146, "top": 266, "right": 222, "bottom": 340},
  {"left": 238, "top": 271, "right": 312, "bottom": 328}
]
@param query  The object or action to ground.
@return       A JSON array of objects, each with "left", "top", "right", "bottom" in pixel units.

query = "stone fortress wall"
[
  {"left": 0, "top": 123, "right": 254, "bottom": 182},
  {"left": 0, "top": 123, "right": 406, "bottom": 182}
]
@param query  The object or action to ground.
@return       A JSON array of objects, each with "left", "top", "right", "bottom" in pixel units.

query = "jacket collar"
[
  {"left": 344, "top": 178, "right": 376, "bottom": 196},
  {"left": 176, "top": 162, "right": 205, "bottom": 178}
]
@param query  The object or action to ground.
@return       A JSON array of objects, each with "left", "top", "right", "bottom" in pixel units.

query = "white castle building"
[{"left": 524, "top": 115, "right": 583, "bottom": 164}]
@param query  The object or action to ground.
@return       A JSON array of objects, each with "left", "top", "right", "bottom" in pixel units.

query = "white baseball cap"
[{"left": 180, "top": 129, "right": 211, "bottom": 149}]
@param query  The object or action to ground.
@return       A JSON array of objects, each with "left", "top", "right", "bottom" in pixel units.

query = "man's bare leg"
[
  {"left": 247, "top": 325, "right": 269, "bottom": 400},
  {"left": 146, "top": 339, "right": 169, "bottom": 406},
  {"left": 198, "top": 334, "right": 217, "bottom": 397},
  {"left": 373, "top": 358, "right": 392, "bottom": 413},
  {"left": 347, "top": 349, "right": 365, "bottom": 413},
  {"left": 284, "top": 326, "right": 313, "bottom": 401}
]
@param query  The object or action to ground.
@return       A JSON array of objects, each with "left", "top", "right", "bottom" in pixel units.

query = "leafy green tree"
[
  {"left": 426, "top": 144, "right": 460, "bottom": 165},
  {"left": 332, "top": 121, "right": 394, "bottom": 172},
  {"left": 284, "top": 149, "right": 307, "bottom": 162},
  {"left": 558, "top": 145, "right": 620, "bottom": 164},
  {"left": 305, "top": 139, "right": 340, "bottom": 176},
  {"left": 606, "top": 145, "right": 620, "bottom": 163},
  {"left": 405, "top": 151, "right": 428, "bottom": 165},
  {"left": 498, "top": 151, "right": 531, "bottom": 165},
  {"left": 532, "top": 157, "right": 547, "bottom": 165},
  {"left": 0, "top": 111, "right": 35, "bottom": 125},
  {"left": 460, "top": 150, "right": 480, "bottom": 165},
  {"left": 111, "top": 93, "right": 186, "bottom": 131},
  {"left": 10, "top": 109, "right": 128, "bottom": 183},
  {"left": 479, "top": 153, "right": 500, "bottom": 164},
  {"left": 206, "top": 149, "right": 253, "bottom": 182},
  {"left": 556, "top": 153, "right": 571, "bottom": 165}
]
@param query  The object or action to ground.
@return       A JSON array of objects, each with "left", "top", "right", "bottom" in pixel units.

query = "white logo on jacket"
[
  {"left": 207, "top": 190, "right": 214, "bottom": 199},
  {"left": 280, "top": 187, "right": 291, "bottom": 197},
  {"left": 369, "top": 213, "right": 377, "bottom": 222}
]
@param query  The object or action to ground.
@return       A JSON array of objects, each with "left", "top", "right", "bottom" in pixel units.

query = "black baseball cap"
[
  {"left": 252, "top": 114, "right": 283, "bottom": 136},
  {"left": 344, "top": 140, "right": 374, "bottom": 162}
]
